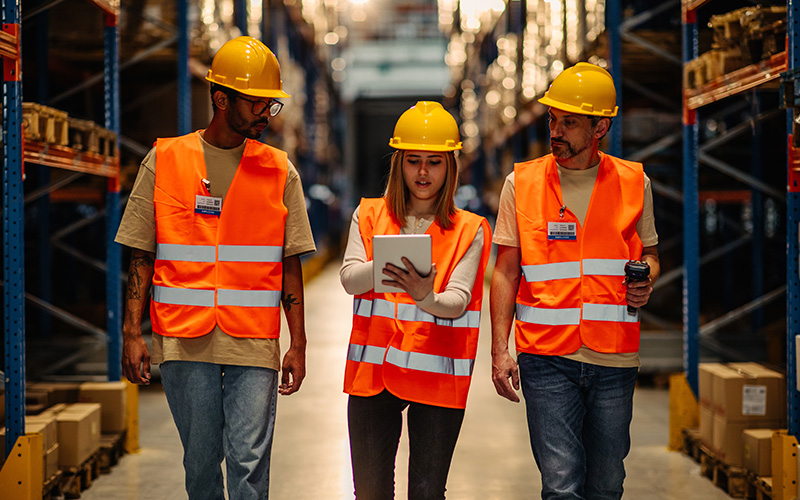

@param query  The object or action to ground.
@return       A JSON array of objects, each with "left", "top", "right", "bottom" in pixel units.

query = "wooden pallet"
[
  {"left": 746, "top": 472, "right": 773, "bottom": 500},
  {"left": 69, "top": 117, "right": 117, "bottom": 157},
  {"left": 98, "top": 431, "right": 126, "bottom": 473},
  {"left": 22, "top": 102, "right": 69, "bottom": 146},
  {"left": 42, "top": 470, "right": 64, "bottom": 500},
  {"left": 682, "top": 428, "right": 749, "bottom": 498},
  {"left": 60, "top": 449, "right": 101, "bottom": 499}
]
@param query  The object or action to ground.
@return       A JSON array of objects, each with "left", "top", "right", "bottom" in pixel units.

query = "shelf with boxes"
[
  {"left": 685, "top": 362, "right": 791, "bottom": 498},
  {"left": 22, "top": 102, "right": 119, "bottom": 177},
  {"left": 681, "top": 0, "right": 789, "bottom": 399},
  {"left": 0, "top": 380, "right": 130, "bottom": 499},
  {"left": 683, "top": 5, "right": 787, "bottom": 109}
]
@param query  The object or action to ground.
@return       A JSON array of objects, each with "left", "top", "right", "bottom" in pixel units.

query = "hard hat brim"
[
  {"left": 538, "top": 94, "right": 617, "bottom": 117},
  {"left": 206, "top": 76, "right": 291, "bottom": 99},
  {"left": 389, "top": 140, "right": 462, "bottom": 152}
]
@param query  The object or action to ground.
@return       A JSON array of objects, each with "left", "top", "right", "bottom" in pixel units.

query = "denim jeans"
[
  {"left": 348, "top": 390, "right": 465, "bottom": 500},
  {"left": 160, "top": 361, "right": 279, "bottom": 500},
  {"left": 518, "top": 353, "right": 638, "bottom": 500}
]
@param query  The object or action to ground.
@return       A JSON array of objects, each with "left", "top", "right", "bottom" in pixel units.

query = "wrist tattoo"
[{"left": 281, "top": 292, "right": 300, "bottom": 311}]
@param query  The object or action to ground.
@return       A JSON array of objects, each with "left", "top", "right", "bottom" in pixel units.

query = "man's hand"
[
  {"left": 492, "top": 349, "right": 520, "bottom": 403},
  {"left": 122, "top": 334, "right": 151, "bottom": 385},
  {"left": 625, "top": 277, "right": 653, "bottom": 309},
  {"left": 279, "top": 345, "right": 306, "bottom": 395}
]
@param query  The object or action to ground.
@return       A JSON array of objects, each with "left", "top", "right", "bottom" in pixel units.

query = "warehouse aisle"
[{"left": 80, "top": 263, "right": 731, "bottom": 500}]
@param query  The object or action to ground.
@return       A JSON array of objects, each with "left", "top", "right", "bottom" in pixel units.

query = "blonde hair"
[{"left": 384, "top": 150, "right": 459, "bottom": 230}]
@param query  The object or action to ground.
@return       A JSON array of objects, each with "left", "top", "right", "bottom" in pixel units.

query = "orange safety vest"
[
  {"left": 344, "top": 198, "right": 491, "bottom": 409},
  {"left": 151, "top": 133, "right": 288, "bottom": 339},
  {"left": 514, "top": 153, "right": 644, "bottom": 355}
]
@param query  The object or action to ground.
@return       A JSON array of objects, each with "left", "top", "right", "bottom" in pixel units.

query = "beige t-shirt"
[
  {"left": 115, "top": 131, "right": 316, "bottom": 371},
  {"left": 493, "top": 157, "right": 658, "bottom": 368},
  {"left": 339, "top": 206, "right": 485, "bottom": 318}
]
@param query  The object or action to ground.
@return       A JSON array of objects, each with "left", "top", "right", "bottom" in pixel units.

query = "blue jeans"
[
  {"left": 160, "top": 361, "right": 278, "bottom": 500},
  {"left": 518, "top": 353, "right": 638, "bottom": 500},
  {"left": 348, "top": 390, "right": 465, "bottom": 500}
]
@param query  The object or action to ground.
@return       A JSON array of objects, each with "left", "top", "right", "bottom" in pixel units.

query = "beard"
[
  {"left": 550, "top": 138, "right": 590, "bottom": 160},
  {"left": 227, "top": 104, "right": 269, "bottom": 140}
]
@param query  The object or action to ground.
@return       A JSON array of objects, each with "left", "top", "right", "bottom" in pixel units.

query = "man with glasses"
[{"left": 116, "top": 36, "right": 315, "bottom": 500}]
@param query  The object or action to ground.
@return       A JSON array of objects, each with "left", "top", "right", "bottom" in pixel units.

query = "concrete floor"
[{"left": 80, "top": 264, "right": 732, "bottom": 499}]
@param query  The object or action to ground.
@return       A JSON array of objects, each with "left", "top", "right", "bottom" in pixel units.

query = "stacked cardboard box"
[
  {"left": 56, "top": 402, "right": 101, "bottom": 468},
  {"left": 699, "top": 362, "right": 786, "bottom": 467},
  {"left": 0, "top": 413, "right": 60, "bottom": 478},
  {"left": 78, "top": 381, "right": 127, "bottom": 434},
  {"left": 743, "top": 428, "right": 775, "bottom": 476}
]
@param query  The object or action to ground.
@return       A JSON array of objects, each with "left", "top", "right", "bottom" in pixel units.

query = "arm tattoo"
[
  {"left": 281, "top": 292, "right": 300, "bottom": 311},
  {"left": 127, "top": 253, "right": 155, "bottom": 301}
]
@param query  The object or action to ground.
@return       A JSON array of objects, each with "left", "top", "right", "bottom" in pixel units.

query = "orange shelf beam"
[
  {"left": 23, "top": 140, "right": 119, "bottom": 178},
  {"left": 685, "top": 52, "right": 787, "bottom": 110}
]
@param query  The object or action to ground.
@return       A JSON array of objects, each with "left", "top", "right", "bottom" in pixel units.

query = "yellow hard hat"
[
  {"left": 389, "top": 101, "right": 462, "bottom": 152},
  {"left": 206, "top": 36, "right": 290, "bottom": 99},
  {"left": 538, "top": 62, "right": 617, "bottom": 117}
]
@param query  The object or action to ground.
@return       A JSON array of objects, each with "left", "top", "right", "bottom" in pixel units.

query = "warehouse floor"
[{"left": 79, "top": 264, "right": 732, "bottom": 500}]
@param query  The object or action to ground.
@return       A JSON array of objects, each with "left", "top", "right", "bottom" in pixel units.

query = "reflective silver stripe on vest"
[
  {"left": 582, "top": 258, "right": 628, "bottom": 276},
  {"left": 516, "top": 303, "right": 581, "bottom": 326},
  {"left": 435, "top": 310, "right": 481, "bottom": 328},
  {"left": 353, "top": 298, "right": 373, "bottom": 317},
  {"left": 218, "top": 245, "right": 283, "bottom": 263},
  {"left": 521, "top": 262, "right": 580, "bottom": 282},
  {"left": 385, "top": 346, "right": 474, "bottom": 377},
  {"left": 371, "top": 299, "right": 397, "bottom": 319},
  {"left": 355, "top": 299, "right": 480, "bottom": 328},
  {"left": 582, "top": 303, "right": 639, "bottom": 323},
  {"left": 347, "top": 344, "right": 387, "bottom": 365},
  {"left": 153, "top": 285, "right": 215, "bottom": 307},
  {"left": 217, "top": 289, "right": 281, "bottom": 307},
  {"left": 156, "top": 243, "right": 216, "bottom": 263}
]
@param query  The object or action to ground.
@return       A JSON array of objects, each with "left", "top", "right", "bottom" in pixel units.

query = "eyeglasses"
[{"left": 236, "top": 95, "right": 284, "bottom": 117}]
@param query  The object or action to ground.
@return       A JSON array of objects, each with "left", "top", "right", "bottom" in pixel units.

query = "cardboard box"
[
  {"left": 699, "top": 363, "right": 727, "bottom": 410},
  {"left": 743, "top": 428, "right": 778, "bottom": 476},
  {"left": 26, "top": 414, "right": 57, "bottom": 450},
  {"left": 56, "top": 403, "right": 101, "bottom": 467},
  {"left": 712, "top": 363, "right": 785, "bottom": 422},
  {"left": 44, "top": 443, "right": 59, "bottom": 480},
  {"left": 700, "top": 406, "right": 714, "bottom": 447},
  {"left": 78, "top": 381, "right": 127, "bottom": 433},
  {"left": 27, "top": 382, "right": 80, "bottom": 405},
  {"left": 712, "top": 414, "right": 781, "bottom": 466}
]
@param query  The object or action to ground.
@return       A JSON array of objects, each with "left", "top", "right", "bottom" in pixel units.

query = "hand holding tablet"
[{"left": 372, "top": 234, "right": 432, "bottom": 294}]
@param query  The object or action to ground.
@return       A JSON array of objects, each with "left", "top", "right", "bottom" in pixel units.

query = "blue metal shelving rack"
[
  {"left": 683, "top": 0, "right": 794, "bottom": 432},
  {"left": 2, "top": 0, "right": 121, "bottom": 459},
  {"left": 785, "top": 0, "right": 800, "bottom": 437},
  {"left": 2, "top": 0, "right": 25, "bottom": 460}
]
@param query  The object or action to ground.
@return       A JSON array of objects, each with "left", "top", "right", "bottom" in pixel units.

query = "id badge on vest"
[
  {"left": 195, "top": 195, "right": 222, "bottom": 216},
  {"left": 547, "top": 221, "right": 577, "bottom": 241}
]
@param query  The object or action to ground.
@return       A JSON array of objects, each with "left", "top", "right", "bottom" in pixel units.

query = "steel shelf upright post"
[
  {"left": 786, "top": 0, "right": 800, "bottom": 437},
  {"left": 2, "top": 0, "right": 24, "bottom": 459},
  {"left": 105, "top": 11, "right": 122, "bottom": 381},
  {"left": 177, "top": 0, "right": 190, "bottom": 136},
  {"left": 607, "top": 0, "right": 623, "bottom": 158},
  {"left": 682, "top": 1, "right": 700, "bottom": 396}
]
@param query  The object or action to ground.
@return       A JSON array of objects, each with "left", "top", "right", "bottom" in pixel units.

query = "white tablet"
[{"left": 373, "top": 234, "right": 432, "bottom": 293}]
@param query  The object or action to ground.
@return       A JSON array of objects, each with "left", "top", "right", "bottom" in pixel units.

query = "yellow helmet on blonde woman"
[
  {"left": 206, "top": 36, "right": 290, "bottom": 98},
  {"left": 389, "top": 101, "right": 462, "bottom": 152},
  {"left": 538, "top": 62, "right": 617, "bottom": 117}
]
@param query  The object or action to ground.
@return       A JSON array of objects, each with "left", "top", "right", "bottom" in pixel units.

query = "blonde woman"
[{"left": 340, "top": 101, "right": 491, "bottom": 499}]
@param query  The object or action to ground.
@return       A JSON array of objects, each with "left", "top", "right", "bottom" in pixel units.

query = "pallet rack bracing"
[
  {"left": 1, "top": 0, "right": 121, "bottom": 463},
  {"left": 682, "top": 0, "right": 794, "bottom": 431}
]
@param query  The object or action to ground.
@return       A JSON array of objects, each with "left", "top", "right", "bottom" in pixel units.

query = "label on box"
[{"left": 742, "top": 384, "right": 767, "bottom": 415}]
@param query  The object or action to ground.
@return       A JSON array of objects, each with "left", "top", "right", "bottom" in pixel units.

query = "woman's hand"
[{"left": 382, "top": 257, "right": 437, "bottom": 301}]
